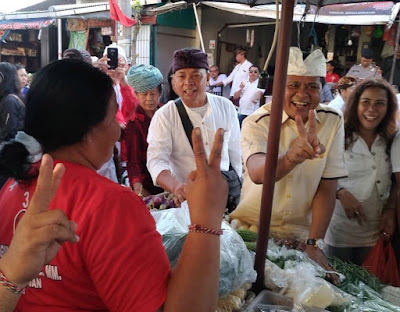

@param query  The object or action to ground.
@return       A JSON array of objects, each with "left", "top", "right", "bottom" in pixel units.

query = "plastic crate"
[{"left": 244, "top": 290, "right": 293, "bottom": 312}]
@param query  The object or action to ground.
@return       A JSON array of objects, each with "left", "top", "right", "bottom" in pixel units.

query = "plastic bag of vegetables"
[{"left": 151, "top": 202, "right": 257, "bottom": 296}]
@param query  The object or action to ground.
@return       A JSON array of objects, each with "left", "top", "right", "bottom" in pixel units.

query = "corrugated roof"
[{"left": 16, "top": 0, "right": 76, "bottom": 12}]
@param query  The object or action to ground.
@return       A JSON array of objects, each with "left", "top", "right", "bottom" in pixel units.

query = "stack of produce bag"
[
  {"left": 263, "top": 239, "right": 400, "bottom": 311},
  {"left": 151, "top": 202, "right": 257, "bottom": 298}
]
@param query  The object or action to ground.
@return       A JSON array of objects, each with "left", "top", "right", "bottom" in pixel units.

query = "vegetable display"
[
  {"left": 143, "top": 192, "right": 175, "bottom": 210},
  {"left": 235, "top": 230, "right": 400, "bottom": 312}
]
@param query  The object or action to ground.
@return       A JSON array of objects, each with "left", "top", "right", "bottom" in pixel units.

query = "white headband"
[{"left": 287, "top": 47, "right": 326, "bottom": 77}]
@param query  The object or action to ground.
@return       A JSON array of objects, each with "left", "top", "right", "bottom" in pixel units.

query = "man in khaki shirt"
[{"left": 231, "top": 48, "right": 347, "bottom": 280}]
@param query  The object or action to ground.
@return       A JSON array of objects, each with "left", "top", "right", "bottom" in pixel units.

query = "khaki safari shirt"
[{"left": 231, "top": 103, "right": 347, "bottom": 240}]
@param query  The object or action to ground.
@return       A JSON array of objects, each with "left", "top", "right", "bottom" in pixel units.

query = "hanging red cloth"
[{"left": 109, "top": 0, "right": 137, "bottom": 27}]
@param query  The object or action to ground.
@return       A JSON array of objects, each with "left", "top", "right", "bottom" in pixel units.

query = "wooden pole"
[{"left": 253, "top": 0, "right": 295, "bottom": 293}]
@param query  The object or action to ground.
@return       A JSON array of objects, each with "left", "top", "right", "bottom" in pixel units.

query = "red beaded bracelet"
[
  {"left": 0, "top": 271, "right": 26, "bottom": 294},
  {"left": 188, "top": 224, "right": 223, "bottom": 236}
]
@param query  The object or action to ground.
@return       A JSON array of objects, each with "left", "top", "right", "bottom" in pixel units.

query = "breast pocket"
[{"left": 340, "top": 152, "right": 374, "bottom": 200}]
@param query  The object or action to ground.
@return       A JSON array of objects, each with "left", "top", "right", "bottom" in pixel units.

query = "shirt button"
[
  {"left": 205, "top": 142, "right": 208, "bottom": 145},
  {"left": 372, "top": 165, "right": 376, "bottom": 169},
  {"left": 286, "top": 194, "right": 291, "bottom": 199},
  {"left": 377, "top": 180, "right": 381, "bottom": 184},
  {"left": 349, "top": 155, "right": 354, "bottom": 159},
  {"left": 372, "top": 152, "right": 376, "bottom": 156}
]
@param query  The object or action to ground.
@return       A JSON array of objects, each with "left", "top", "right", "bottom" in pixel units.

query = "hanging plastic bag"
[{"left": 362, "top": 238, "right": 400, "bottom": 287}]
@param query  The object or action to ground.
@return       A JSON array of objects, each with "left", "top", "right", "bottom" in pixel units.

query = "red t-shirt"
[
  {"left": 0, "top": 161, "right": 170, "bottom": 312},
  {"left": 326, "top": 72, "right": 340, "bottom": 83}
]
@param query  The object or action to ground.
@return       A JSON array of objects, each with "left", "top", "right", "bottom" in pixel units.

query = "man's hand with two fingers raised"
[{"left": 286, "top": 110, "right": 326, "bottom": 165}]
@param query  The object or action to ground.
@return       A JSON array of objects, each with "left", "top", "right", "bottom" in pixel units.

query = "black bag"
[{"left": 175, "top": 99, "right": 242, "bottom": 212}]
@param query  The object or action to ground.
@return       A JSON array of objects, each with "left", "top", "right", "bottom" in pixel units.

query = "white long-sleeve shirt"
[
  {"left": 147, "top": 93, "right": 242, "bottom": 185},
  {"left": 223, "top": 60, "right": 253, "bottom": 97},
  {"left": 237, "top": 79, "right": 265, "bottom": 116}
]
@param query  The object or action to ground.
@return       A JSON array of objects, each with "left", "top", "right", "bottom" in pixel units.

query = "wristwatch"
[{"left": 306, "top": 238, "right": 325, "bottom": 250}]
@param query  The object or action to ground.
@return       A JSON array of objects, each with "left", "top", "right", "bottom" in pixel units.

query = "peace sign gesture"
[
  {"left": 0, "top": 154, "right": 79, "bottom": 289},
  {"left": 184, "top": 128, "right": 228, "bottom": 229},
  {"left": 286, "top": 110, "right": 326, "bottom": 165}
]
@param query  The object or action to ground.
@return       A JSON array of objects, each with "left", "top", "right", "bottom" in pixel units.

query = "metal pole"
[
  {"left": 253, "top": 0, "right": 295, "bottom": 293},
  {"left": 389, "top": 21, "right": 400, "bottom": 85},
  {"left": 193, "top": 3, "right": 205, "bottom": 52},
  {"left": 57, "top": 19, "right": 62, "bottom": 60}
]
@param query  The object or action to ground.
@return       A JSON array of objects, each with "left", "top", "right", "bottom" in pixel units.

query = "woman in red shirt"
[{"left": 125, "top": 64, "right": 164, "bottom": 196}]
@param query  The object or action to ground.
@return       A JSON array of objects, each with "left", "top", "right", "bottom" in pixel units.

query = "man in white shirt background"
[
  {"left": 215, "top": 46, "right": 253, "bottom": 106},
  {"left": 233, "top": 65, "right": 265, "bottom": 127},
  {"left": 147, "top": 48, "right": 242, "bottom": 206},
  {"left": 206, "top": 65, "right": 230, "bottom": 97}
]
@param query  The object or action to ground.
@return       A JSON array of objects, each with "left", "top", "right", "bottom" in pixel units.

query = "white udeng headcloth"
[{"left": 287, "top": 47, "right": 326, "bottom": 77}]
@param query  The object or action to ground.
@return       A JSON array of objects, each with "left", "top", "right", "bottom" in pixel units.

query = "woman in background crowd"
[
  {"left": 329, "top": 76, "right": 357, "bottom": 112},
  {"left": 125, "top": 64, "right": 164, "bottom": 196},
  {"left": 15, "top": 63, "right": 29, "bottom": 97},
  {"left": 0, "top": 62, "right": 25, "bottom": 143},
  {"left": 325, "top": 78, "right": 398, "bottom": 265},
  {"left": 0, "top": 62, "right": 25, "bottom": 189},
  {"left": 0, "top": 59, "right": 226, "bottom": 311}
]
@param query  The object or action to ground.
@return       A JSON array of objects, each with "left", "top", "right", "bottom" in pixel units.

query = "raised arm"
[
  {"left": 247, "top": 110, "right": 325, "bottom": 184},
  {"left": 163, "top": 128, "right": 227, "bottom": 312}
]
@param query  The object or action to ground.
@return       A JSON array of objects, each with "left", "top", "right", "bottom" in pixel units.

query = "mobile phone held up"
[{"left": 107, "top": 47, "right": 118, "bottom": 70}]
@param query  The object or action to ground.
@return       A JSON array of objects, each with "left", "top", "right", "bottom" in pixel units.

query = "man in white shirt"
[
  {"left": 147, "top": 48, "right": 242, "bottom": 206},
  {"left": 206, "top": 65, "right": 230, "bottom": 97},
  {"left": 215, "top": 47, "right": 252, "bottom": 105},
  {"left": 233, "top": 65, "right": 265, "bottom": 127}
]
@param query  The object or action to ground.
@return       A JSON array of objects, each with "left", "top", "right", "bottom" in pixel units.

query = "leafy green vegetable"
[
  {"left": 329, "top": 257, "right": 383, "bottom": 293},
  {"left": 236, "top": 229, "right": 257, "bottom": 242}
]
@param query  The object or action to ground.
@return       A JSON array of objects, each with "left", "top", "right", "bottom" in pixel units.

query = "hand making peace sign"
[{"left": 286, "top": 110, "right": 326, "bottom": 165}]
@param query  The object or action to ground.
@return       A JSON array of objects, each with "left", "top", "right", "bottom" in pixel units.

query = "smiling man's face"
[
  {"left": 283, "top": 75, "right": 321, "bottom": 122},
  {"left": 172, "top": 68, "right": 209, "bottom": 107}
]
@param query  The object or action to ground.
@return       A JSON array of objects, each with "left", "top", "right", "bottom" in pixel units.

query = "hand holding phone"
[{"left": 107, "top": 47, "right": 118, "bottom": 70}]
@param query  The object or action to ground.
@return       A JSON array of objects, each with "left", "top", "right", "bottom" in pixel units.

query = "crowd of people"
[{"left": 0, "top": 43, "right": 399, "bottom": 311}]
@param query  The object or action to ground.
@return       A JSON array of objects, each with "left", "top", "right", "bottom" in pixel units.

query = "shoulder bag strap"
[{"left": 175, "top": 98, "right": 194, "bottom": 149}]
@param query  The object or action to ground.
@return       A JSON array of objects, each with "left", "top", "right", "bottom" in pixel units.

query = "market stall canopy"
[
  {"left": 0, "top": 18, "right": 55, "bottom": 30},
  {"left": 202, "top": 1, "right": 400, "bottom": 25}
]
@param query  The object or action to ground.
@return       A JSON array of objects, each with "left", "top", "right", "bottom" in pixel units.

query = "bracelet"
[
  {"left": 0, "top": 271, "right": 26, "bottom": 294},
  {"left": 285, "top": 152, "right": 296, "bottom": 164},
  {"left": 188, "top": 224, "right": 223, "bottom": 236}
]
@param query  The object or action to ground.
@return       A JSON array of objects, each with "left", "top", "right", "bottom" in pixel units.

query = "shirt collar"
[{"left": 351, "top": 133, "right": 384, "bottom": 155}]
